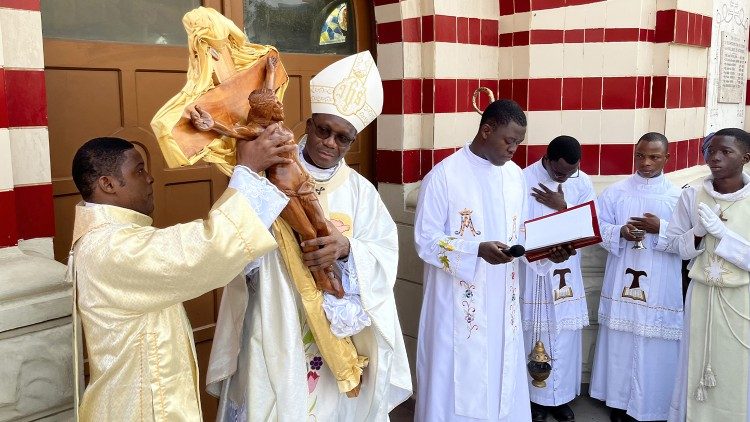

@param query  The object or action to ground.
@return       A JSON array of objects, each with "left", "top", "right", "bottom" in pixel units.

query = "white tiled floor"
[{"left": 389, "top": 394, "right": 611, "bottom": 422}]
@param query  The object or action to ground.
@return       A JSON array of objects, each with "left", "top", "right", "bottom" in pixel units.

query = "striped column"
[
  {"left": 0, "top": 0, "right": 54, "bottom": 250},
  {"left": 374, "top": 0, "right": 715, "bottom": 187},
  {"left": 501, "top": 0, "right": 712, "bottom": 175},
  {"left": 375, "top": 0, "right": 501, "bottom": 186}
]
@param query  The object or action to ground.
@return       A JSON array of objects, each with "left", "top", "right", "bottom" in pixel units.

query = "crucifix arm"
[{"left": 190, "top": 105, "right": 263, "bottom": 141}]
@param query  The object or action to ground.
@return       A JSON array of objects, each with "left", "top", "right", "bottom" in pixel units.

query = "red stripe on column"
[
  {"left": 530, "top": 29, "right": 565, "bottom": 44},
  {"left": 580, "top": 144, "right": 601, "bottom": 175},
  {"left": 655, "top": 9, "right": 712, "bottom": 47},
  {"left": 422, "top": 15, "right": 434, "bottom": 43},
  {"left": 605, "top": 28, "right": 641, "bottom": 42},
  {"left": 526, "top": 145, "right": 546, "bottom": 166},
  {"left": 563, "top": 78, "right": 583, "bottom": 110},
  {"left": 0, "top": 0, "right": 39, "bottom": 11},
  {"left": 0, "top": 69, "right": 8, "bottom": 128},
  {"left": 434, "top": 15, "right": 457, "bottom": 43},
  {"left": 434, "top": 79, "right": 457, "bottom": 113},
  {"left": 675, "top": 138, "right": 690, "bottom": 170},
  {"left": 600, "top": 144, "right": 634, "bottom": 175},
  {"left": 377, "top": 148, "right": 459, "bottom": 183},
  {"left": 384, "top": 77, "right": 707, "bottom": 114},
  {"left": 0, "top": 189, "right": 18, "bottom": 247},
  {"left": 701, "top": 16, "right": 713, "bottom": 47},
  {"left": 674, "top": 10, "right": 689, "bottom": 44},
  {"left": 402, "top": 149, "right": 421, "bottom": 183},
  {"left": 376, "top": 139, "right": 703, "bottom": 183},
  {"left": 403, "top": 79, "right": 421, "bottom": 114},
  {"left": 528, "top": 78, "right": 562, "bottom": 111},
  {"left": 382, "top": 80, "right": 403, "bottom": 115},
  {"left": 499, "top": 0, "right": 514, "bottom": 16},
  {"left": 376, "top": 21, "right": 402, "bottom": 44},
  {"left": 655, "top": 10, "right": 676, "bottom": 43},
  {"left": 14, "top": 183, "right": 54, "bottom": 240},
  {"left": 457, "top": 17, "right": 469, "bottom": 44},
  {"left": 403, "top": 17, "right": 421, "bottom": 42},
  {"left": 377, "top": 150, "right": 402, "bottom": 184},
  {"left": 651, "top": 76, "right": 667, "bottom": 108},
  {"left": 512, "top": 145, "right": 528, "bottom": 167},
  {"left": 5, "top": 69, "right": 47, "bottom": 127},
  {"left": 602, "top": 77, "right": 638, "bottom": 109},
  {"left": 480, "top": 19, "right": 499, "bottom": 46}
]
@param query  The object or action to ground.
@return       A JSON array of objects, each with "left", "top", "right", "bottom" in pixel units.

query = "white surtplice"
[
  {"left": 590, "top": 172, "right": 683, "bottom": 421},
  {"left": 415, "top": 145, "right": 531, "bottom": 422},
  {"left": 520, "top": 160, "right": 596, "bottom": 407}
]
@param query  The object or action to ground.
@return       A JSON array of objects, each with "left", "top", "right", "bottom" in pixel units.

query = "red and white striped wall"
[
  {"left": 0, "top": 0, "right": 54, "bottom": 249},
  {"left": 373, "top": 0, "right": 716, "bottom": 185}
]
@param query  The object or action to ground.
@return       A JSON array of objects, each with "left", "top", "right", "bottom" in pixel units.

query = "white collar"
[{"left": 703, "top": 172, "right": 750, "bottom": 201}]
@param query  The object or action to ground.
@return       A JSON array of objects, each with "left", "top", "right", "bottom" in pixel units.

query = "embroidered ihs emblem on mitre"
[{"left": 309, "top": 51, "right": 383, "bottom": 133}]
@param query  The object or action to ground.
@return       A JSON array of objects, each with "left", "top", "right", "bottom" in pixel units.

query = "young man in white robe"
[
  {"left": 520, "top": 136, "right": 596, "bottom": 422},
  {"left": 415, "top": 99, "right": 574, "bottom": 422},
  {"left": 590, "top": 132, "right": 683, "bottom": 422},
  {"left": 206, "top": 51, "right": 412, "bottom": 422},
  {"left": 69, "top": 129, "right": 293, "bottom": 421},
  {"left": 666, "top": 128, "right": 750, "bottom": 422}
]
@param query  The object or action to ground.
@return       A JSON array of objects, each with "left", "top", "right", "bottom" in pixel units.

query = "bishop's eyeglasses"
[{"left": 310, "top": 117, "right": 356, "bottom": 147}]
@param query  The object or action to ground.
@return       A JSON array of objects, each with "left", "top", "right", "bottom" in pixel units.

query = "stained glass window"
[{"left": 244, "top": 0, "right": 356, "bottom": 54}]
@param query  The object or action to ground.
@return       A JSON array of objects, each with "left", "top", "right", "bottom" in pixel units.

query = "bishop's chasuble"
[
  {"left": 591, "top": 172, "right": 683, "bottom": 421},
  {"left": 207, "top": 149, "right": 411, "bottom": 422},
  {"left": 70, "top": 185, "right": 281, "bottom": 421},
  {"left": 415, "top": 145, "right": 531, "bottom": 422},
  {"left": 520, "top": 159, "right": 595, "bottom": 407},
  {"left": 667, "top": 174, "right": 750, "bottom": 422}
]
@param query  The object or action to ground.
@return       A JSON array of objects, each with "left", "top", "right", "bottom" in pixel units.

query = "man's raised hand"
[
  {"left": 531, "top": 183, "right": 567, "bottom": 211},
  {"left": 236, "top": 123, "right": 296, "bottom": 172}
]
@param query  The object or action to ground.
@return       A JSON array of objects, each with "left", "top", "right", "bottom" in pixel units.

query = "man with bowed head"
[
  {"left": 68, "top": 125, "right": 294, "bottom": 420},
  {"left": 520, "top": 135, "right": 596, "bottom": 422},
  {"left": 415, "top": 98, "right": 574, "bottom": 422}
]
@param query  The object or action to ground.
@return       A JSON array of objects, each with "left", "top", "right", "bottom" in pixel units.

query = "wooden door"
[{"left": 44, "top": 1, "right": 373, "bottom": 420}]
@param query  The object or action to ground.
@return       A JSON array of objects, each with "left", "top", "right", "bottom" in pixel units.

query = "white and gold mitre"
[{"left": 310, "top": 51, "right": 383, "bottom": 133}]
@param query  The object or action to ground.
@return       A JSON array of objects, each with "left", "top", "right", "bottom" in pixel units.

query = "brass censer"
[
  {"left": 527, "top": 340, "right": 552, "bottom": 388},
  {"left": 527, "top": 267, "right": 553, "bottom": 388}
]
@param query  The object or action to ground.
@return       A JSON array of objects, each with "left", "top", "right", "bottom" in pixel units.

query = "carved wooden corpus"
[{"left": 186, "top": 51, "right": 344, "bottom": 298}]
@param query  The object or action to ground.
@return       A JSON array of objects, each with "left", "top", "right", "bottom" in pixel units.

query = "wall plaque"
[{"left": 718, "top": 31, "right": 747, "bottom": 104}]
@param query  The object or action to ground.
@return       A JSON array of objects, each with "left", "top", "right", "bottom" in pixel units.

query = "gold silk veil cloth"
[
  {"left": 150, "top": 6, "right": 287, "bottom": 176},
  {"left": 151, "top": 6, "right": 366, "bottom": 395}
]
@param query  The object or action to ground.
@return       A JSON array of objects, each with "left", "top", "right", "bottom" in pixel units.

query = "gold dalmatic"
[{"left": 70, "top": 190, "right": 276, "bottom": 421}]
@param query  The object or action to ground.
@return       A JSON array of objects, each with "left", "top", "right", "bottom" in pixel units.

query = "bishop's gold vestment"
[{"left": 70, "top": 189, "right": 276, "bottom": 421}]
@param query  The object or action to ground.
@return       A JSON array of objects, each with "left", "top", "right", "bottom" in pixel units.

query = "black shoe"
[
  {"left": 549, "top": 403, "right": 575, "bottom": 421},
  {"left": 609, "top": 407, "right": 627, "bottom": 422},
  {"left": 531, "top": 401, "right": 548, "bottom": 422}
]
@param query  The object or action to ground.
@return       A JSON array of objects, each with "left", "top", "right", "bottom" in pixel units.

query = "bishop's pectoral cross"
[{"left": 622, "top": 268, "right": 647, "bottom": 302}]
